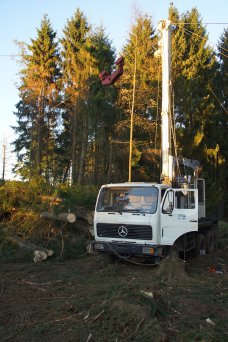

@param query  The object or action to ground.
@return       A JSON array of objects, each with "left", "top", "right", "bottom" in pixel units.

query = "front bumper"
[{"left": 92, "top": 241, "right": 162, "bottom": 257}]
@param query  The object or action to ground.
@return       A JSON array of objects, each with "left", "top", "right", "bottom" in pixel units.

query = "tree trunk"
[
  {"left": 37, "top": 95, "right": 43, "bottom": 174},
  {"left": 37, "top": 89, "right": 46, "bottom": 175},
  {"left": 107, "top": 137, "right": 113, "bottom": 183},
  {"left": 78, "top": 109, "right": 89, "bottom": 185},
  {"left": 71, "top": 105, "right": 77, "bottom": 185},
  {"left": 94, "top": 125, "right": 99, "bottom": 184}
]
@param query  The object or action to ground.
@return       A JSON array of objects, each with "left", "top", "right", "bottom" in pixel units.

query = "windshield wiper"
[
  {"left": 107, "top": 211, "right": 122, "bottom": 215},
  {"left": 132, "top": 212, "right": 146, "bottom": 216}
]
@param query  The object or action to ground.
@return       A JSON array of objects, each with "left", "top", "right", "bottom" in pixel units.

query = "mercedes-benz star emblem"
[{"left": 118, "top": 226, "right": 128, "bottom": 237}]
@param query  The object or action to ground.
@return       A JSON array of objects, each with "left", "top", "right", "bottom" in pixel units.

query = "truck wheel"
[
  {"left": 195, "top": 234, "right": 206, "bottom": 255},
  {"left": 213, "top": 229, "right": 218, "bottom": 251},
  {"left": 206, "top": 230, "right": 215, "bottom": 254}
]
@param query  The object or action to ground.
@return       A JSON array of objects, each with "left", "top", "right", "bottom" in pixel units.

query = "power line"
[
  {"left": 182, "top": 27, "right": 228, "bottom": 58},
  {"left": 0, "top": 54, "right": 20, "bottom": 57},
  {"left": 174, "top": 22, "right": 228, "bottom": 25},
  {"left": 2, "top": 144, "right": 6, "bottom": 180},
  {"left": 208, "top": 86, "right": 228, "bottom": 114}
]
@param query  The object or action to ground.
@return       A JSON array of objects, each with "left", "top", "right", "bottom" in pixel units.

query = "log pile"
[
  {"left": 40, "top": 207, "right": 94, "bottom": 237},
  {"left": 40, "top": 207, "right": 94, "bottom": 225},
  {"left": 5, "top": 234, "right": 54, "bottom": 262}
]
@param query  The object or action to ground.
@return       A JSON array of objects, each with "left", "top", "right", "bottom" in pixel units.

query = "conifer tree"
[
  {"left": 12, "top": 100, "right": 37, "bottom": 179},
  {"left": 86, "top": 26, "right": 117, "bottom": 184},
  {"left": 116, "top": 12, "right": 159, "bottom": 181},
  {"left": 60, "top": 9, "right": 92, "bottom": 185},
  {"left": 13, "top": 15, "right": 61, "bottom": 181},
  {"left": 217, "top": 28, "right": 228, "bottom": 114},
  {"left": 169, "top": 5, "right": 217, "bottom": 159},
  {"left": 168, "top": 5, "right": 221, "bottom": 214},
  {"left": 60, "top": 11, "right": 117, "bottom": 185},
  {"left": 214, "top": 28, "right": 228, "bottom": 217}
]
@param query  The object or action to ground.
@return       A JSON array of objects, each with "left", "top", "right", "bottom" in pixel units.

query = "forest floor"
[{"left": 0, "top": 229, "right": 228, "bottom": 342}]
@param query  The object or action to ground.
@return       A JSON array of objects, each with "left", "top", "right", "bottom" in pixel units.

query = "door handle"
[{"left": 189, "top": 220, "right": 197, "bottom": 222}]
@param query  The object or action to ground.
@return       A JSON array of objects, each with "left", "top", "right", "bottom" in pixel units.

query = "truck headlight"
[
  {"left": 142, "top": 247, "right": 155, "bottom": 255},
  {"left": 94, "top": 242, "right": 105, "bottom": 250}
]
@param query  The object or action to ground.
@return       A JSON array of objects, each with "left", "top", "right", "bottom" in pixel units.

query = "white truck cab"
[{"left": 93, "top": 183, "right": 199, "bottom": 261}]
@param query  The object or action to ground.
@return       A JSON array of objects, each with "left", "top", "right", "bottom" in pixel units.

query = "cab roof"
[{"left": 101, "top": 182, "right": 169, "bottom": 189}]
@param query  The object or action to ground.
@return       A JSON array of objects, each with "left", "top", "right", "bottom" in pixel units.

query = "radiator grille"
[{"left": 97, "top": 223, "right": 152, "bottom": 240}]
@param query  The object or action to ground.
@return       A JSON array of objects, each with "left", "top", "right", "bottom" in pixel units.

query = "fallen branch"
[
  {"left": 89, "top": 309, "right": 104, "bottom": 323},
  {"left": 84, "top": 304, "right": 95, "bottom": 321},
  {"left": 170, "top": 307, "right": 181, "bottom": 315},
  {"left": 20, "top": 280, "right": 46, "bottom": 292},
  {"left": 134, "top": 317, "right": 145, "bottom": 334},
  {"left": 86, "top": 333, "right": 92, "bottom": 342},
  {"left": 34, "top": 315, "right": 75, "bottom": 326},
  {"left": 21, "top": 279, "right": 62, "bottom": 287}
]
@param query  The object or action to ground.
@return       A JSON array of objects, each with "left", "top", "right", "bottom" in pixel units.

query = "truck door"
[{"left": 160, "top": 188, "right": 198, "bottom": 245}]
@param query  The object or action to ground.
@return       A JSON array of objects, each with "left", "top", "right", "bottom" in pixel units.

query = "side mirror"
[
  {"left": 162, "top": 190, "right": 174, "bottom": 214},
  {"left": 168, "top": 191, "right": 174, "bottom": 213},
  {"left": 169, "top": 202, "right": 174, "bottom": 212}
]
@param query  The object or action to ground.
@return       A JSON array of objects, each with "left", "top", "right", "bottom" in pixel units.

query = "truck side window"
[{"left": 175, "top": 190, "right": 195, "bottom": 209}]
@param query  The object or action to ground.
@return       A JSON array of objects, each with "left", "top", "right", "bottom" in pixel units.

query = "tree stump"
[{"left": 157, "top": 250, "right": 190, "bottom": 282}]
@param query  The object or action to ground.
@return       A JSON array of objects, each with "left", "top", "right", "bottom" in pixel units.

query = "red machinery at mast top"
[{"left": 99, "top": 56, "right": 124, "bottom": 85}]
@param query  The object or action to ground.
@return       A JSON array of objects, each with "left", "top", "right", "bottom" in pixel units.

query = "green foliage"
[
  {"left": 0, "top": 236, "right": 33, "bottom": 263},
  {"left": 13, "top": 14, "right": 61, "bottom": 181},
  {"left": 169, "top": 5, "right": 217, "bottom": 158},
  {"left": 60, "top": 10, "right": 117, "bottom": 185},
  {"left": 116, "top": 10, "right": 159, "bottom": 181},
  {"left": 57, "top": 184, "right": 98, "bottom": 209},
  {"left": 47, "top": 235, "right": 88, "bottom": 260},
  {"left": 0, "top": 180, "right": 53, "bottom": 213},
  {"left": 0, "top": 226, "right": 88, "bottom": 263}
]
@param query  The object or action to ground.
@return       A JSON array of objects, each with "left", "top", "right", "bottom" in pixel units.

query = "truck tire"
[
  {"left": 213, "top": 229, "right": 218, "bottom": 251},
  {"left": 206, "top": 230, "right": 216, "bottom": 254},
  {"left": 195, "top": 234, "right": 206, "bottom": 255}
]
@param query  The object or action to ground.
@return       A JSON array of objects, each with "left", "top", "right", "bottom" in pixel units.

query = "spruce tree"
[
  {"left": 116, "top": 12, "right": 159, "bottom": 181},
  {"left": 169, "top": 5, "right": 217, "bottom": 159},
  {"left": 60, "top": 9, "right": 91, "bottom": 185},
  {"left": 86, "top": 26, "right": 117, "bottom": 184},
  {"left": 215, "top": 29, "right": 228, "bottom": 217},
  {"left": 13, "top": 15, "right": 61, "bottom": 181},
  {"left": 60, "top": 11, "right": 117, "bottom": 185}
]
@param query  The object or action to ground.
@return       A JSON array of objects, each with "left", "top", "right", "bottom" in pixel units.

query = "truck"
[{"left": 92, "top": 19, "right": 217, "bottom": 263}]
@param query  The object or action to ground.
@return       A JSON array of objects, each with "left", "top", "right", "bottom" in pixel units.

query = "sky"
[{"left": 0, "top": 0, "right": 227, "bottom": 179}]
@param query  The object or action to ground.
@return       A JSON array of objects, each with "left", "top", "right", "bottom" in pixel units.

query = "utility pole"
[
  {"left": 154, "top": 19, "right": 175, "bottom": 184},
  {"left": 128, "top": 35, "right": 137, "bottom": 182},
  {"left": 2, "top": 144, "right": 6, "bottom": 180}
]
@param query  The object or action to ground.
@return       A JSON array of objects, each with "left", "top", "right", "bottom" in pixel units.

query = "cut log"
[
  {"left": 5, "top": 234, "right": 54, "bottom": 262},
  {"left": 40, "top": 212, "right": 76, "bottom": 223},
  {"left": 73, "top": 206, "right": 94, "bottom": 225},
  {"left": 33, "top": 250, "right": 48, "bottom": 262}
]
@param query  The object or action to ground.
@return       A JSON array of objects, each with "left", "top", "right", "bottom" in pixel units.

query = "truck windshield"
[{"left": 96, "top": 186, "right": 158, "bottom": 214}]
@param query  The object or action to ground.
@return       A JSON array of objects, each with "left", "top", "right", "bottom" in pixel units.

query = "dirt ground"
[{"left": 0, "top": 244, "right": 228, "bottom": 342}]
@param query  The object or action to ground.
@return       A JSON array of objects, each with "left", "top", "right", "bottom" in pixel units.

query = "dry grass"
[{"left": 0, "top": 244, "right": 228, "bottom": 342}]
